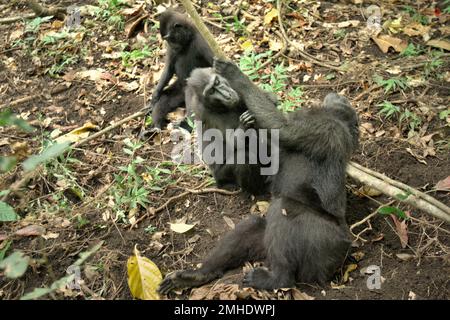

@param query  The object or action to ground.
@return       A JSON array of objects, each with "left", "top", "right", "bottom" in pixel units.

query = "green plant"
[
  {"left": 97, "top": 0, "right": 126, "bottom": 30},
  {"left": 439, "top": 109, "right": 450, "bottom": 121},
  {"left": 239, "top": 52, "right": 303, "bottom": 112},
  {"left": 279, "top": 87, "right": 304, "bottom": 113},
  {"left": 402, "top": 6, "right": 429, "bottom": 25},
  {"left": 260, "top": 63, "right": 288, "bottom": 93},
  {"left": 144, "top": 225, "right": 157, "bottom": 234},
  {"left": 375, "top": 76, "right": 408, "bottom": 94},
  {"left": 378, "top": 101, "right": 400, "bottom": 119},
  {"left": 25, "top": 16, "right": 53, "bottom": 34},
  {"left": 29, "top": 147, "right": 86, "bottom": 213},
  {"left": 48, "top": 54, "right": 78, "bottom": 76},
  {"left": 121, "top": 46, "right": 153, "bottom": 67},
  {"left": 239, "top": 50, "right": 273, "bottom": 80},
  {"left": 333, "top": 29, "right": 346, "bottom": 39},
  {"left": 424, "top": 52, "right": 444, "bottom": 78},
  {"left": 225, "top": 16, "right": 248, "bottom": 35},
  {"left": 378, "top": 101, "right": 422, "bottom": 132},
  {"left": 109, "top": 139, "right": 174, "bottom": 223},
  {"left": 444, "top": 0, "right": 450, "bottom": 14},
  {"left": 401, "top": 43, "right": 422, "bottom": 57},
  {"left": 41, "top": 30, "right": 70, "bottom": 45},
  {"left": 76, "top": 215, "right": 90, "bottom": 228},
  {"left": 399, "top": 109, "right": 421, "bottom": 131}
]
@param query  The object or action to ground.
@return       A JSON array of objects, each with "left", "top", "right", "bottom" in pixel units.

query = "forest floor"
[{"left": 0, "top": 0, "right": 449, "bottom": 300}]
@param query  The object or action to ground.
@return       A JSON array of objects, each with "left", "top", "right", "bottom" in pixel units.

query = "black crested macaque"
[
  {"left": 147, "top": 9, "right": 214, "bottom": 132},
  {"left": 158, "top": 59, "right": 359, "bottom": 293},
  {"left": 184, "top": 67, "right": 275, "bottom": 195}
]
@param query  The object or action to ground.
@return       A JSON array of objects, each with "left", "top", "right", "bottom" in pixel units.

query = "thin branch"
[
  {"left": 257, "top": 31, "right": 287, "bottom": 71},
  {"left": 131, "top": 184, "right": 240, "bottom": 228},
  {"left": 26, "top": 0, "right": 66, "bottom": 20},
  {"left": 0, "top": 13, "right": 35, "bottom": 24},
  {"left": 347, "top": 163, "right": 450, "bottom": 223},
  {"left": 351, "top": 161, "right": 450, "bottom": 216},
  {"left": 276, "top": 0, "right": 343, "bottom": 71}
]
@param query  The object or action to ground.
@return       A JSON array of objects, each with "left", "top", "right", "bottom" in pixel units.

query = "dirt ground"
[{"left": 0, "top": 0, "right": 449, "bottom": 300}]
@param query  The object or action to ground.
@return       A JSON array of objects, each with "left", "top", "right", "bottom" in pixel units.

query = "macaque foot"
[
  {"left": 139, "top": 127, "right": 161, "bottom": 139},
  {"left": 243, "top": 267, "right": 294, "bottom": 290},
  {"left": 158, "top": 269, "right": 215, "bottom": 295}
]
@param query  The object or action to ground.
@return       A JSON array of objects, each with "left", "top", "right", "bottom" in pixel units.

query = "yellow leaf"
[
  {"left": 383, "top": 17, "right": 402, "bottom": 34},
  {"left": 55, "top": 122, "right": 99, "bottom": 144},
  {"left": 372, "top": 35, "right": 408, "bottom": 53},
  {"left": 343, "top": 263, "right": 358, "bottom": 283},
  {"left": 426, "top": 39, "right": 450, "bottom": 51},
  {"left": 240, "top": 39, "right": 253, "bottom": 52},
  {"left": 127, "top": 245, "right": 162, "bottom": 300},
  {"left": 169, "top": 222, "right": 195, "bottom": 233},
  {"left": 264, "top": 8, "right": 278, "bottom": 25}
]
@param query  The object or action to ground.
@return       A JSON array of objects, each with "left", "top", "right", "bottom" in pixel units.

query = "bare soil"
[{"left": 0, "top": 0, "right": 449, "bottom": 300}]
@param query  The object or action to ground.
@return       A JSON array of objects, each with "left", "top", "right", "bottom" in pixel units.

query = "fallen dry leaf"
[
  {"left": 391, "top": 215, "right": 408, "bottom": 248},
  {"left": 435, "top": 176, "right": 450, "bottom": 191},
  {"left": 223, "top": 216, "right": 235, "bottom": 230},
  {"left": 426, "top": 39, "right": 450, "bottom": 51},
  {"left": 323, "top": 20, "right": 360, "bottom": 28},
  {"left": 14, "top": 225, "right": 46, "bottom": 237},
  {"left": 291, "top": 288, "right": 315, "bottom": 300},
  {"left": 372, "top": 35, "right": 408, "bottom": 53},
  {"left": 169, "top": 222, "right": 195, "bottom": 234},
  {"left": 403, "top": 22, "right": 431, "bottom": 37}
]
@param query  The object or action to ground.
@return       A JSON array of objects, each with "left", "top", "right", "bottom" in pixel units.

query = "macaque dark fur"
[
  {"left": 158, "top": 59, "right": 359, "bottom": 293},
  {"left": 184, "top": 67, "right": 273, "bottom": 195},
  {"left": 149, "top": 9, "right": 214, "bottom": 130}
]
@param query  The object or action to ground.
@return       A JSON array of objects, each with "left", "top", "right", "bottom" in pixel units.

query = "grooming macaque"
[
  {"left": 148, "top": 9, "right": 214, "bottom": 132},
  {"left": 158, "top": 59, "right": 359, "bottom": 293},
  {"left": 184, "top": 67, "right": 276, "bottom": 195}
]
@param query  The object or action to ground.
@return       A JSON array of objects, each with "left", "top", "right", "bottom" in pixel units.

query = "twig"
[
  {"left": 0, "top": 85, "right": 70, "bottom": 110},
  {"left": 26, "top": 0, "right": 66, "bottom": 20},
  {"left": 350, "top": 201, "right": 394, "bottom": 232},
  {"left": 131, "top": 184, "right": 240, "bottom": 228},
  {"left": 2, "top": 109, "right": 146, "bottom": 201},
  {"left": 351, "top": 161, "right": 450, "bottom": 216},
  {"left": 73, "top": 110, "right": 145, "bottom": 148},
  {"left": 0, "top": 13, "right": 35, "bottom": 24},
  {"left": 276, "top": 0, "right": 342, "bottom": 72},
  {"left": 258, "top": 31, "right": 287, "bottom": 71},
  {"left": 353, "top": 84, "right": 381, "bottom": 101},
  {"left": 204, "top": 19, "right": 225, "bottom": 30},
  {"left": 347, "top": 162, "right": 450, "bottom": 223}
]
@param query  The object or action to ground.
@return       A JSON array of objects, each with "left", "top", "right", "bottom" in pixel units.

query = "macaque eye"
[
  {"left": 214, "top": 78, "right": 220, "bottom": 86},
  {"left": 173, "top": 23, "right": 181, "bottom": 28}
]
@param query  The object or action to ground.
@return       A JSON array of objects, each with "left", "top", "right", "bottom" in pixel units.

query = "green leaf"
[
  {"left": 0, "top": 251, "right": 30, "bottom": 279},
  {"left": 0, "top": 156, "right": 17, "bottom": 172},
  {"left": 123, "top": 148, "right": 133, "bottom": 155},
  {"left": 0, "top": 201, "right": 19, "bottom": 222},
  {"left": 20, "top": 275, "right": 74, "bottom": 300},
  {"left": 377, "top": 206, "right": 408, "bottom": 219},
  {"left": 0, "top": 240, "right": 12, "bottom": 261},
  {"left": 0, "top": 110, "right": 35, "bottom": 132},
  {"left": 22, "top": 142, "right": 70, "bottom": 172}
]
